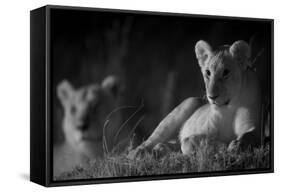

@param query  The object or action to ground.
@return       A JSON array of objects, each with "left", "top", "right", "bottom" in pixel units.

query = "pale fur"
[
  {"left": 54, "top": 76, "right": 122, "bottom": 177},
  {"left": 180, "top": 69, "right": 261, "bottom": 155},
  {"left": 129, "top": 40, "right": 261, "bottom": 158},
  {"left": 132, "top": 98, "right": 204, "bottom": 153}
]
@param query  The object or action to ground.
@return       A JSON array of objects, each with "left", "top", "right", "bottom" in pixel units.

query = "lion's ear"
[
  {"left": 230, "top": 40, "right": 251, "bottom": 70},
  {"left": 195, "top": 40, "right": 213, "bottom": 68},
  {"left": 57, "top": 80, "right": 73, "bottom": 104},
  {"left": 101, "top": 75, "right": 121, "bottom": 97}
]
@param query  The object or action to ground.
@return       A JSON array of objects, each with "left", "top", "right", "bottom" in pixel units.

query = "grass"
[{"left": 54, "top": 142, "right": 270, "bottom": 181}]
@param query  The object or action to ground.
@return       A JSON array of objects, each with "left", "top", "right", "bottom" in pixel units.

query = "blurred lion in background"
[{"left": 54, "top": 75, "right": 127, "bottom": 177}]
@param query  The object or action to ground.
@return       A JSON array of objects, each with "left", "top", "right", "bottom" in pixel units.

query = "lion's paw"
[
  {"left": 128, "top": 144, "right": 149, "bottom": 160},
  {"left": 227, "top": 139, "right": 240, "bottom": 153},
  {"left": 152, "top": 143, "right": 170, "bottom": 158}
]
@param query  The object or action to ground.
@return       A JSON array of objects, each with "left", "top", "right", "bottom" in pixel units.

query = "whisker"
[
  {"left": 102, "top": 101, "right": 144, "bottom": 154},
  {"left": 113, "top": 99, "right": 144, "bottom": 146}
]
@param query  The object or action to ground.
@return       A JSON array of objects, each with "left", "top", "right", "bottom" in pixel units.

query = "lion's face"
[
  {"left": 195, "top": 40, "right": 251, "bottom": 107},
  {"left": 201, "top": 49, "right": 244, "bottom": 106},
  {"left": 57, "top": 76, "right": 121, "bottom": 154}
]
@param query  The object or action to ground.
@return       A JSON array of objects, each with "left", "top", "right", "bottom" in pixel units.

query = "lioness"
[
  {"left": 129, "top": 40, "right": 261, "bottom": 158},
  {"left": 54, "top": 76, "right": 122, "bottom": 177}
]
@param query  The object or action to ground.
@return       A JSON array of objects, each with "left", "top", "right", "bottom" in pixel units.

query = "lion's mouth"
[
  {"left": 76, "top": 131, "right": 102, "bottom": 143},
  {"left": 212, "top": 99, "right": 230, "bottom": 106},
  {"left": 223, "top": 100, "right": 230, "bottom": 105}
]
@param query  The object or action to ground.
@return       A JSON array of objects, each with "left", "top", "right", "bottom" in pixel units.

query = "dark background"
[{"left": 51, "top": 8, "right": 272, "bottom": 145}]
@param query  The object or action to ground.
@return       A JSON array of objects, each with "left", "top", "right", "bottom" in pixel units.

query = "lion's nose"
[{"left": 208, "top": 95, "right": 219, "bottom": 100}]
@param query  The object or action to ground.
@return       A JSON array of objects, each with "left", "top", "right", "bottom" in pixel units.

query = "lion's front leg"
[
  {"left": 128, "top": 139, "right": 180, "bottom": 159},
  {"left": 228, "top": 128, "right": 260, "bottom": 152},
  {"left": 128, "top": 97, "right": 205, "bottom": 159},
  {"left": 229, "top": 106, "right": 261, "bottom": 152},
  {"left": 152, "top": 140, "right": 181, "bottom": 158},
  {"left": 181, "top": 134, "right": 209, "bottom": 156}
]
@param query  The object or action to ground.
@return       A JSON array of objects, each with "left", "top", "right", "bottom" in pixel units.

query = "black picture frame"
[{"left": 30, "top": 5, "right": 274, "bottom": 187}]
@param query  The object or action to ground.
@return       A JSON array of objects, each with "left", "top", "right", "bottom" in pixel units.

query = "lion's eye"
[
  {"left": 206, "top": 70, "right": 211, "bottom": 77},
  {"left": 223, "top": 69, "right": 230, "bottom": 78}
]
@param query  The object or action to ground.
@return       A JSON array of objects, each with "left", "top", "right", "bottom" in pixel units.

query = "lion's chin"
[
  {"left": 80, "top": 136, "right": 102, "bottom": 143},
  {"left": 74, "top": 134, "right": 102, "bottom": 145}
]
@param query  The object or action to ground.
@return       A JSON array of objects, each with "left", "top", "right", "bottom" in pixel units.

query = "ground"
[{"left": 54, "top": 142, "right": 270, "bottom": 181}]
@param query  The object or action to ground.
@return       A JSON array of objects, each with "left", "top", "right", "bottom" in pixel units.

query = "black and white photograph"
[
  {"left": 30, "top": 5, "right": 273, "bottom": 186},
  {"left": 2, "top": 0, "right": 281, "bottom": 191}
]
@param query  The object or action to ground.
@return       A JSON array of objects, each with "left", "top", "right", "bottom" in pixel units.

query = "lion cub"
[
  {"left": 54, "top": 76, "right": 121, "bottom": 177},
  {"left": 130, "top": 40, "right": 261, "bottom": 158}
]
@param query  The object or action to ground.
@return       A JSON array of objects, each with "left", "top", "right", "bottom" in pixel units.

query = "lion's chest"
[
  {"left": 180, "top": 105, "right": 237, "bottom": 144},
  {"left": 210, "top": 107, "right": 236, "bottom": 143}
]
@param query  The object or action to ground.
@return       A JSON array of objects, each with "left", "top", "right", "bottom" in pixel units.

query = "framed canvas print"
[{"left": 30, "top": 5, "right": 274, "bottom": 187}]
